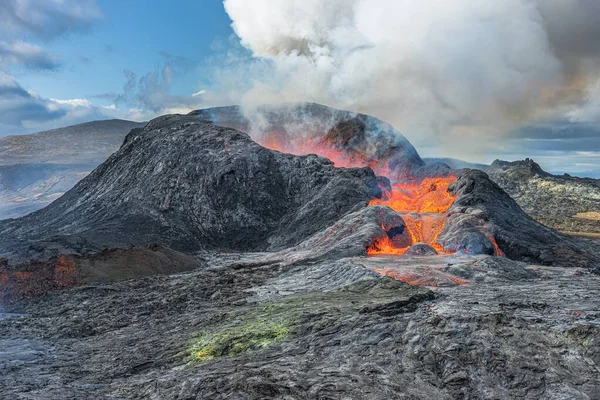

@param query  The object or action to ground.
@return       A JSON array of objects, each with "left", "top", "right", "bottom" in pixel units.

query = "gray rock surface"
[
  {"left": 405, "top": 243, "right": 438, "bottom": 256},
  {"left": 1, "top": 104, "right": 599, "bottom": 399},
  {"left": 488, "top": 158, "right": 600, "bottom": 234},
  {"left": 1, "top": 254, "right": 599, "bottom": 399}
]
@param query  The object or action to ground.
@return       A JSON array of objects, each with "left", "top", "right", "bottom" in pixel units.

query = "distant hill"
[
  {"left": 0, "top": 119, "right": 145, "bottom": 220},
  {"left": 487, "top": 159, "right": 600, "bottom": 234},
  {"left": 423, "top": 157, "right": 489, "bottom": 171}
]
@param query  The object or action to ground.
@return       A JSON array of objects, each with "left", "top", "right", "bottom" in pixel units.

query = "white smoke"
[{"left": 221, "top": 0, "right": 600, "bottom": 158}]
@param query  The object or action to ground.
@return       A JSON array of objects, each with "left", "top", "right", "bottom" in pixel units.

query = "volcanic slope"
[
  {"left": 192, "top": 103, "right": 430, "bottom": 181},
  {"left": 196, "top": 103, "right": 599, "bottom": 267},
  {"left": 0, "top": 113, "right": 383, "bottom": 262}
]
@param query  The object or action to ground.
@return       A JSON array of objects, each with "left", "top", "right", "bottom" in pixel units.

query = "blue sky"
[
  {"left": 1, "top": 0, "right": 600, "bottom": 177},
  {"left": 0, "top": 0, "right": 253, "bottom": 137},
  {"left": 16, "top": 1, "right": 233, "bottom": 102}
]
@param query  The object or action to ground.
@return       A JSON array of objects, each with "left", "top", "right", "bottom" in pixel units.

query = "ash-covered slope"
[
  {"left": 0, "top": 105, "right": 597, "bottom": 268},
  {"left": 0, "top": 114, "right": 381, "bottom": 261},
  {"left": 488, "top": 158, "right": 600, "bottom": 234},
  {"left": 0, "top": 119, "right": 145, "bottom": 219}
]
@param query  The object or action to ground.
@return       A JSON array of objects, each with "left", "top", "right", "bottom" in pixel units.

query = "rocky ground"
[
  {"left": 1, "top": 253, "right": 599, "bottom": 399},
  {"left": 2, "top": 105, "right": 599, "bottom": 399}
]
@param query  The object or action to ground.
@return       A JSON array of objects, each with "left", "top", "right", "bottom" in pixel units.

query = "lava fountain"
[{"left": 367, "top": 176, "right": 458, "bottom": 255}]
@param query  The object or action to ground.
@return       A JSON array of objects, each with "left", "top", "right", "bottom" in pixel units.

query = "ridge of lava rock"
[{"left": 0, "top": 114, "right": 383, "bottom": 262}]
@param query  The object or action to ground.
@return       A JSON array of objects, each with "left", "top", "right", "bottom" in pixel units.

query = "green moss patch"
[{"left": 189, "top": 320, "right": 289, "bottom": 362}]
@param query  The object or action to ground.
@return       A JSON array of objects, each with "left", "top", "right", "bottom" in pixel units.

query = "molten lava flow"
[
  {"left": 367, "top": 234, "right": 410, "bottom": 256},
  {"left": 487, "top": 234, "right": 504, "bottom": 256},
  {"left": 259, "top": 135, "right": 393, "bottom": 172},
  {"left": 366, "top": 176, "right": 458, "bottom": 255}
]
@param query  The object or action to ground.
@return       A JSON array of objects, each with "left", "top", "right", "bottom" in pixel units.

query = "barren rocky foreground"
[{"left": 1, "top": 252, "right": 599, "bottom": 399}]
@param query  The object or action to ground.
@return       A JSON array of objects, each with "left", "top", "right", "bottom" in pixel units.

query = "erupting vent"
[
  {"left": 367, "top": 177, "right": 458, "bottom": 255},
  {"left": 255, "top": 121, "right": 483, "bottom": 257}
]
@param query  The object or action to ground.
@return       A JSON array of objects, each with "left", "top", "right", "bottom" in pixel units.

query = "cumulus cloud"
[
  {"left": 0, "top": 72, "right": 65, "bottom": 126},
  {"left": 221, "top": 0, "right": 600, "bottom": 157},
  {"left": 0, "top": 72, "right": 149, "bottom": 136},
  {"left": 0, "top": 41, "right": 60, "bottom": 70},
  {"left": 0, "top": 0, "right": 102, "bottom": 39},
  {"left": 115, "top": 63, "right": 206, "bottom": 115},
  {"left": 0, "top": 0, "right": 121, "bottom": 136}
]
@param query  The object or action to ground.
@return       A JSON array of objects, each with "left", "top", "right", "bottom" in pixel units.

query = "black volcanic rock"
[
  {"left": 0, "top": 104, "right": 597, "bottom": 269},
  {"left": 438, "top": 169, "right": 600, "bottom": 267},
  {"left": 0, "top": 114, "right": 382, "bottom": 261},
  {"left": 405, "top": 243, "right": 438, "bottom": 256}
]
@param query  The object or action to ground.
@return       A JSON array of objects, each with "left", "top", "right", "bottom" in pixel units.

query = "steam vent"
[{"left": 1, "top": 103, "right": 600, "bottom": 399}]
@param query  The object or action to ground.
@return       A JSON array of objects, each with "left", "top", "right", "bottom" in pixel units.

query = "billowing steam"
[{"left": 221, "top": 0, "right": 600, "bottom": 158}]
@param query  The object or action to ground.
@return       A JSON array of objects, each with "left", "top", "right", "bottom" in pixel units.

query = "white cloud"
[{"left": 49, "top": 98, "right": 93, "bottom": 108}]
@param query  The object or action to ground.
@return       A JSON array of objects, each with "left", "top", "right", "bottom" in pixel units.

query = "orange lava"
[
  {"left": 256, "top": 129, "right": 501, "bottom": 257},
  {"left": 487, "top": 234, "right": 504, "bottom": 257},
  {"left": 367, "top": 177, "right": 458, "bottom": 255},
  {"left": 373, "top": 267, "right": 469, "bottom": 287},
  {"left": 368, "top": 176, "right": 458, "bottom": 213},
  {"left": 261, "top": 136, "right": 381, "bottom": 171},
  {"left": 367, "top": 235, "right": 410, "bottom": 256}
]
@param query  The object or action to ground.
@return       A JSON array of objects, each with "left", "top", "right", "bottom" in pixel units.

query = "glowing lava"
[
  {"left": 255, "top": 129, "right": 497, "bottom": 257},
  {"left": 369, "top": 176, "right": 458, "bottom": 214},
  {"left": 368, "top": 232, "right": 410, "bottom": 256},
  {"left": 366, "top": 177, "right": 458, "bottom": 255}
]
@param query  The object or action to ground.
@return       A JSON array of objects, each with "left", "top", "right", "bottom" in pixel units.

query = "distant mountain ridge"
[
  {"left": 426, "top": 157, "right": 600, "bottom": 234},
  {"left": 0, "top": 119, "right": 145, "bottom": 220},
  {"left": 423, "top": 157, "right": 489, "bottom": 171},
  {"left": 0, "top": 119, "right": 145, "bottom": 165}
]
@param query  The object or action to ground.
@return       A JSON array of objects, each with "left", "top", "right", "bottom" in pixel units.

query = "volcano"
[
  {"left": 2, "top": 104, "right": 600, "bottom": 400},
  {"left": 0, "top": 103, "right": 596, "bottom": 269}
]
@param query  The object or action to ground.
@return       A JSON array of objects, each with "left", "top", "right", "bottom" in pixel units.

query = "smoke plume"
[{"left": 221, "top": 0, "right": 600, "bottom": 158}]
